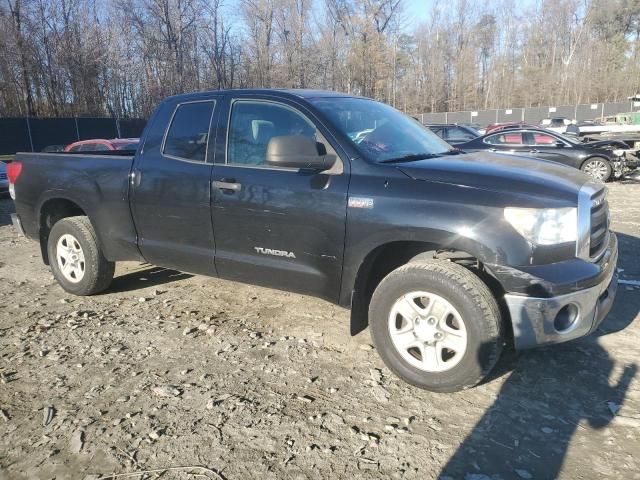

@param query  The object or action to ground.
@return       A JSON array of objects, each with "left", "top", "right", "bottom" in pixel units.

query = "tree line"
[{"left": 1, "top": 0, "right": 639, "bottom": 119}]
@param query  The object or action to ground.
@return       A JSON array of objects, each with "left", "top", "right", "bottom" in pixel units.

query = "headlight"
[
  {"left": 504, "top": 207, "right": 577, "bottom": 245},
  {"left": 612, "top": 149, "right": 625, "bottom": 157}
]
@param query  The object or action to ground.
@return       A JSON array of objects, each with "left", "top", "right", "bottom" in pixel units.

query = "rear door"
[
  {"left": 210, "top": 94, "right": 349, "bottom": 301},
  {"left": 130, "top": 96, "right": 219, "bottom": 275}
]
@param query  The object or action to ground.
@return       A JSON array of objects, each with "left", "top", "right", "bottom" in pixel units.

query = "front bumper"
[{"left": 504, "top": 233, "right": 618, "bottom": 349}]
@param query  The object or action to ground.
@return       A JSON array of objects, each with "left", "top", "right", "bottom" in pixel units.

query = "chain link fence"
[
  {"left": 0, "top": 117, "right": 147, "bottom": 156},
  {"left": 419, "top": 101, "right": 640, "bottom": 126}
]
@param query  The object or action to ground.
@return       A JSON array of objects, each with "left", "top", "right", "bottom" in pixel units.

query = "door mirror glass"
[{"left": 266, "top": 135, "right": 332, "bottom": 170}]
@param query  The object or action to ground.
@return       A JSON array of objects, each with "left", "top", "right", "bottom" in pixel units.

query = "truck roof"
[{"left": 165, "top": 88, "right": 357, "bottom": 103}]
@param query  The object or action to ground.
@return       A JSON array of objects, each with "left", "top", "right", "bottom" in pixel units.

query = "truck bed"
[{"left": 13, "top": 152, "right": 140, "bottom": 262}]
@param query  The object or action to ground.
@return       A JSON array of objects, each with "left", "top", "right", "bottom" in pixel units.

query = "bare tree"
[{"left": 0, "top": 0, "right": 639, "bottom": 118}]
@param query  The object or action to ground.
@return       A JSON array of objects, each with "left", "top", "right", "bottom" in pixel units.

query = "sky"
[{"left": 403, "top": 0, "right": 434, "bottom": 25}]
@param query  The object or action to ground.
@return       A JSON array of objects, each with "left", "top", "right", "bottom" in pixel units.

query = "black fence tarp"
[
  {"left": 28, "top": 118, "right": 78, "bottom": 152},
  {"left": 421, "top": 101, "right": 640, "bottom": 127},
  {"left": 0, "top": 117, "right": 147, "bottom": 155},
  {"left": 0, "top": 118, "right": 32, "bottom": 156}
]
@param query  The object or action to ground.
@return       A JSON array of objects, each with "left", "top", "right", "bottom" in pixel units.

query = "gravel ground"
[{"left": 1, "top": 182, "right": 639, "bottom": 480}]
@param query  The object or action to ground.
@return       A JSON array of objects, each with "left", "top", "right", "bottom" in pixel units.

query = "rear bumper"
[{"left": 504, "top": 233, "right": 618, "bottom": 349}]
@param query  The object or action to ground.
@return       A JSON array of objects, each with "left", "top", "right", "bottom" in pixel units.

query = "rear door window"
[
  {"left": 78, "top": 143, "right": 95, "bottom": 152},
  {"left": 163, "top": 101, "right": 216, "bottom": 162},
  {"left": 485, "top": 133, "right": 524, "bottom": 145},
  {"left": 446, "top": 126, "right": 477, "bottom": 142}
]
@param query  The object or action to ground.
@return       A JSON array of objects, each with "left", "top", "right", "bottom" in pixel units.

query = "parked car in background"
[
  {"left": 456, "top": 128, "right": 629, "bottom": 181},
  {"left": 425, "top": 124, "right": 480, "bottom": 144},
  {"left": 41, "top": 145, "right": 66, "bottom": 153},
  {"left": 599, "top": 112, "right": 640, "bottom": 125},
  {"left": 64, "top": 138, "right": 139, "bottom": 152},
  {"left": 0, "top": 162, "right": 8, "bottom": 197},
  {"left": 540, "top": 117, "right": 572, "bottom": 128},
  {"left": 459, "top": 123, "right": 485, "bottom": 134},
  {"left": 484, "top": 122, "right": 537, "bottom": 134}
]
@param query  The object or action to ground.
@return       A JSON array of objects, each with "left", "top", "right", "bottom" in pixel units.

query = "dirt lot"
[{"left": 1, "top": 182, "right": 639, "bottom": 480}]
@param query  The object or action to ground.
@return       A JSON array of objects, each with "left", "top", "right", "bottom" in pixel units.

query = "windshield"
[{"left": 309, "top": 97, "right": 452, "bottom": 163}]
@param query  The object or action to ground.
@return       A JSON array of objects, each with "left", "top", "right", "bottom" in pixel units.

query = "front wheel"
[
  {"left": 581, "top": 157, "right": 612, "bottom": 182},
  {"left": 47, "top": 216, "right": 115, "bottom": 295},
  {"left": 368, "top": 260, "right": 503, "bottom": 392}
]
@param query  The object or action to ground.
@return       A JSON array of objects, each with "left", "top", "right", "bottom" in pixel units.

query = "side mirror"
[
  {"left": 266, "top": 135, "right": 333, "bottom": 170},
  {"left": 554, "top": 141, "right": 565, "bottom": 148}
]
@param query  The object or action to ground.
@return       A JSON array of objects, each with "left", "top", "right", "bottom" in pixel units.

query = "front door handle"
[
  {"left": 529, "top": 149, "right": 539, "bottom": 154},
  {"left": 489, "top": 148, "right": 497, "bottom": 152},
  {"left": 212, "top": 180, "right": 241, "bottom": 193}
]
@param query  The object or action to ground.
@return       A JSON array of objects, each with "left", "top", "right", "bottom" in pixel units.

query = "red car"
[
  {"left": 64, "top": 138, "right": 139, "bottom": 152},
  {"left": 484, "top": 122, "right": 537, "bottom": 134}
]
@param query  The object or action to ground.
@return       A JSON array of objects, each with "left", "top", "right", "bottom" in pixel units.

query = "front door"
[
  {"left": 524, "top": 131, "right": 575, "bottom": 167},
  {"left": 210, "top": 96, "right": 349, "bottom": 301},
  {"left": 130, "top": 97, "right": 219, "bottom": 275}
]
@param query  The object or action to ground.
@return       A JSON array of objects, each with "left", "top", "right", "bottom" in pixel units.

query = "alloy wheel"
[{"left": 388, "top": 291, "right": 468, "bottom": 372}]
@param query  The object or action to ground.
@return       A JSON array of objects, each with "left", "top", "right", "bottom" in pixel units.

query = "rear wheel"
[
  {"left": 368, "top": 260, "right": 503, "bottom": 392},
  {"left": 47, "top": 216, "right": 115, "bottom": 295},
  {"left": 581, "top": 157, "right": 612, "bottom": 182}
]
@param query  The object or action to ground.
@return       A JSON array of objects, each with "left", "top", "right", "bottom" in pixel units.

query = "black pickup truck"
[{"left": 8, "top": 89, "right": 618, "bottom": 392}]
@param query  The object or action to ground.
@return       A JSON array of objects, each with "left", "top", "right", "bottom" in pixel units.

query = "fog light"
[{"left": 554, "top": 304, "right": 579, "bottom": 332}]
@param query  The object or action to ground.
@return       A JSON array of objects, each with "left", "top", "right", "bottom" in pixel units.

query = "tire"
[
  {"left": 369, "top": 260, "right": 503, "bottom": 392},
  {"left": 581, "top": 157, "right": 612, "bottom": 182},
  {"left": 47, "top": 216, "right": 115, "bottom": 295}
]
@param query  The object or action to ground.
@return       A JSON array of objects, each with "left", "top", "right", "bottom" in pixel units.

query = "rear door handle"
[
  {"left": 212, "top": 180, "right": 241, "bottom": 193},
  {"left": 130, "top": 169, "right": 141, "bottom": 187},
  {"left": 529, "top": 149, "right": 539, "bottom": 154},
  {"left": 489, "top": 148, "right": 497, "bottom": 152}
]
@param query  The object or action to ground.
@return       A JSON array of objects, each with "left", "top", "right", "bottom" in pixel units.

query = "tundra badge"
[
  {"left": 348, "top": 197, "right": 374, "bottom": 209},
  {"left": 254, "top": 247, "right": 296, "bottom": 259}
]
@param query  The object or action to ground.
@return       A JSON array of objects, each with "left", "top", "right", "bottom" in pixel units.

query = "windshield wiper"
[{"left": 379, "top": 153, "right": 443, "bottom": 164}]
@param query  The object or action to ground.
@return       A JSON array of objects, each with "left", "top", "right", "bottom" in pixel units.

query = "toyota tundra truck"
[{"left": 8, "top": 89, "right": 618, "bottom": 392}]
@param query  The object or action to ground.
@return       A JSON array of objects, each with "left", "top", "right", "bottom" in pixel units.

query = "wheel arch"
[
  {"left": 345, "top": 237, "right": 507, "bottom": 338},
  {"left": 37, "top": 196, "right": 96, "bottom": 265}
]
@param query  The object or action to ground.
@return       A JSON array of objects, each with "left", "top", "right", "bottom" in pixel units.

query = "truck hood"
[{"left": 396, "top": 151, "right": 589, "bottom": 201}]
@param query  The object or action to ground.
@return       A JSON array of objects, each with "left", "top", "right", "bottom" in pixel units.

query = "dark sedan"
[
  {"left": 456, "top": 128, "right": 628, "bottom": 181},
  {"left": 425, "top": 124, "right": 480, "bottom": 145}
]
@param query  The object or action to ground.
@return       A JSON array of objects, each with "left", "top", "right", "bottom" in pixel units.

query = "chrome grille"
[
  {"left": 589, "top": 189, "right": 609, "bottom": 260},
  {"left": 577, "top": 182, "right": 609, "bottom": 261}
]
